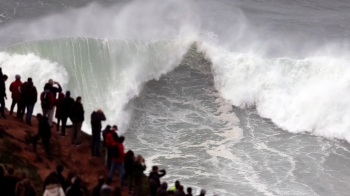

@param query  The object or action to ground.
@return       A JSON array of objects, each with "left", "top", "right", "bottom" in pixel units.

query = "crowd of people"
[{"left": 0, "top": 68, "right": 214, "bottom": 196}]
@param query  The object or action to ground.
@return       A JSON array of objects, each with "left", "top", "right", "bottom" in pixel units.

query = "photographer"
[{"left": 149, "top": 166, "right": 166, "bottom": 196}]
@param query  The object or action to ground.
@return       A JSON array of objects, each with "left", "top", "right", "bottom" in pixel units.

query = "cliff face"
[{"left": 0, "top": 111, "right": 112, "bottom": 195}]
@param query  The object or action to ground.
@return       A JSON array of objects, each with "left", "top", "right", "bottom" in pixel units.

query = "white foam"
[
  {"left": 0, "top": 52, "right": 68, "bottom": 115},
  {"left": 197, "top": 42, "right": 350, "bottom": 143}
]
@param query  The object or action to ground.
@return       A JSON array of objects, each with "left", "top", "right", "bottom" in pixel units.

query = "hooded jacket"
[
  {"left": 111, "top": 142, "right": 125, "bottom": 163},
  {"left": 9, "top": 80, "right": 22, "bottom": 101},
  {"left": 43, "top": 184, "right": 65, "bottom": 196}
]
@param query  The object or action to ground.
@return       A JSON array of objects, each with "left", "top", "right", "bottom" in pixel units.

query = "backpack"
[
  {"left": 110, "top": 144, "right": 120, "bottom": 158},
  {"left": 41, "top": 92, "right": 50, "bottom": 109}
]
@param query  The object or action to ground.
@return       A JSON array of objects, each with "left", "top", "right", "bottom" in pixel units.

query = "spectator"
[
  {"left": 3, "top": 167, "right": 19, "bottom": 196},
  {"left": 0, "top": 74, "right": 8, "bottom": 119},
  {"left": 92, "top": 176, "right": 105, "bottom": 196},
  {"left": 9, "top": 75, "right": 23, "bottom": 117},
  {"left": 71, "top": 96, "right": 84, "bottom": 146},
  {"left": 149, "top": 166, "right": 166, "bottom": 196},
  {"left": 198, "top": 189, "right": 206, "bottom": 196},
  {"left": 33, "top": 113, "right": 52, "bottom": 158},
  {"left": 123, "top": 150, "right": 135, "bottom": 192},
  {"left": 169, "top": 180, "right": 181, "bottom": 193},
  {"left": 44, "top": 165, "right": 66, "bottom": 191},
  {"left": 47, "top": 79, "right": 62, "bottom": 126},
  {"left": 66, "top": 177, "right": 83, "bottom": 196},
  {"left": 108, "top": 136, "right": 126, "bottom": 182},
  {"left": 91, "top": 109, "right": 106, "bottom": 156},
  {"left": 43, "top": 175, "right": 65, "bottom": 196},
  {"left": 105, "top": 125, "right": 118, "bottom": 170},
  {"left": 15, "top": 171, "right": 36, "bottom": 196},
  {"left": 174, "top": 185, "right": 185, "bottom": 196},
  {"left": 59, "top": 91, "right": 74, "bottom": 137},
  {"left": 100, "top": 178, "right": 113, "bottom": 196},
  {"left": 186, "top": 187, "right": 193, "bottom": 196},
  {"left": 40, "top": 83, "right": 55, "bottom": 126},
  {"left": 54, "top": 92, "right": 65, "bottom": 133},
  {"left": 156, "top": 182, "right": 168, "bottom": 196},
  {"left": 21, "top": 78, "right": 37, "bottom": 125},
  {"left": 132, "top": 155, "right": 146, "bottom": 196}
]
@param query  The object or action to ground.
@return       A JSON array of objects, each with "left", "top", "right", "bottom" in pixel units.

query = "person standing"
[
  {"left": 33, "top": 113, "right": 52, "bottom": 158},
  {"left": 47, "top": 79, "right": 62, "bottom": 126},
  {"left": 59, "top": 91, "right": 74, "bottom": 137},
  {"left": 71, "top": 96, "right": 84, "bottom": 146},
  {"left": 40, "top": 84, "right": 55, "bottom": 126},
  {"left": 149, "top": 166, "right": 166, "bottom": 196},
  {"left": 21, "top": 78, "right": 38, "bottom": 125},
  {"left": 0, "top": 74, "right": 8, "bottom": 119},
  {"left": 132, "top": 155, "right": 146, "bottom": 196},
  {"left": 108, "top": 136, "right": 126, "bottom": 181},
  {"left": 55, "top": 92, "right": 65, "bottom": 133},
  {"left": 91, "top": 109, "right": 106, "bottom": 156},
  {"left": 9, "top": 75, "right": 23, "bottom": 117}
]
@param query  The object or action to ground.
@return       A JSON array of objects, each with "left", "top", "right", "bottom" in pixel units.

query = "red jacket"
[
  {"left": 105, "top": 132, "right": 117, "bottom": 147},
  {"left": 112, "top": 142, "right": 125, "bottom": 163},
  {"left": 9, "top": 80, "right": 23, "bottom": 101},
  {"left": 40, "top": 91, "right": 55, "bottom": 109}
]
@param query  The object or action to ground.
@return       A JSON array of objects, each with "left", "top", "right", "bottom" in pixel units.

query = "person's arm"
[
  {"left": 159, "top": 169, "right": 166, "bottom": 178},
  {"left": 101, "top": 113, "right": 106, "bottom": 121},
  {"left": 56, "top": 82, "right": 62, "bottom": 92}
]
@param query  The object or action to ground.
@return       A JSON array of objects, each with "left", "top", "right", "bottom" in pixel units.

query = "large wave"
[
  {"left": 197, "top": 42, "right": 350, "bottom": 142},
  {"left": 1, "top": 38, "right": 190, "bottom": 133}
]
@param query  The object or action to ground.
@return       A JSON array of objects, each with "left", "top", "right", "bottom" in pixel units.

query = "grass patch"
[{"left": 0, "top": 139, "right": 43, "bottom": 195}]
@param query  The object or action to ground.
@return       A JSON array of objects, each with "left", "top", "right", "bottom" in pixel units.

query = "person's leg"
[
  {"left": 108, "top": 161, "right": 117, "bottom": 179},
  {"left": 117, "top": 162, "right": 125, "bottom": 183},
  {"left": 10, "top": 100, "right": 17, "bottom": 115},
  {"left": 91, "top": 132, "right": 96, "bottom": 156},
  {"left": 107, "top": 147, "right": 112, "bottom": 170},
  {"left": 71, "top": 122, "right": 77, "bottom": 145},
  {"left": 56, "top": 118, "right": 61, "bottom": 132},
  {"left": 96, "top": 132, "right": 101, "bottom": 156},
  {"left": 48, "top": 108, "right": 54, "bottom": 126},
  {"left": 26, "top": 104, "right": 35, "bottom": 125},
  {"left": 17, "top": 101, "right": 24, "bottom": 118},
  {"left": 0, "top": 97, "right": 6, "bottom": 118},
  {"left": 61, "top": 116, "right": 67, "bottom": 136},
  {"left": 76, "top": 121, "right": 82, "bottom": 144}
]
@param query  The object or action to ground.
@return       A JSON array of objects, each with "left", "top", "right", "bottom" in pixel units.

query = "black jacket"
[
  {"left": 149, "top": 170, "right": 166, "bottom": 189},
  {"left": 59, "top": 96, "right": 75, "bottom": 118},
  {"left": 3, "top": 175, "right": 18, "bottom": 196},
  {"left": 66, "top": 186, "right": 84, "bottom": 196},
  {"left": 38, "top": 117, "right": 51, "bottom": 139},
  {"left": 21, "top": 82, "right": 38, "bottom": 105},
  {"left": 0, "top": 68, "right": 6, "bottom": 99},
  {"left": 91, "top": 111, "right": 106, "bottom": 131},
  {"left": 92, "top": 184, "right": 103, "bottom": 196},
  {"left": 71, "top": 102, "right": 84, "bottom": 122}
]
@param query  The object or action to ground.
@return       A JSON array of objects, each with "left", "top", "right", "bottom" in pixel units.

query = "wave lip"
[{"left": 197, "top": 42, "right": 350, "bottom": 142}]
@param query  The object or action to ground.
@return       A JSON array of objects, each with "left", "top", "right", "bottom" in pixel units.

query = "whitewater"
[{"left": 1, "top": 0, "right": 350, "bottom": 195}]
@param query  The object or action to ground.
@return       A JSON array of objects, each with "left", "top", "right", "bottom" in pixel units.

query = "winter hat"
[
  {"left": 15, "top": 75, "right": 21, "bottom": 80},
  {"left": 200, "top": 189, "right": 206, "bottom": 194}
]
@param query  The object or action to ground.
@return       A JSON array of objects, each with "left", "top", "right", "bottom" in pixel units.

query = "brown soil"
[{"left": 0, "top": 110, "right": 129, "bottom": 195}]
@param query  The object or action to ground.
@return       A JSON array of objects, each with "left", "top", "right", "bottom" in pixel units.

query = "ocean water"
[{"left": 1, "top": 0, "right": 350, "bottom": 195}]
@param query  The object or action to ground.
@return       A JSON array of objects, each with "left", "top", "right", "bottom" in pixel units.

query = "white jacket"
[{"left": 43, "top": 184, "right": 66, "bottom": 196}]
